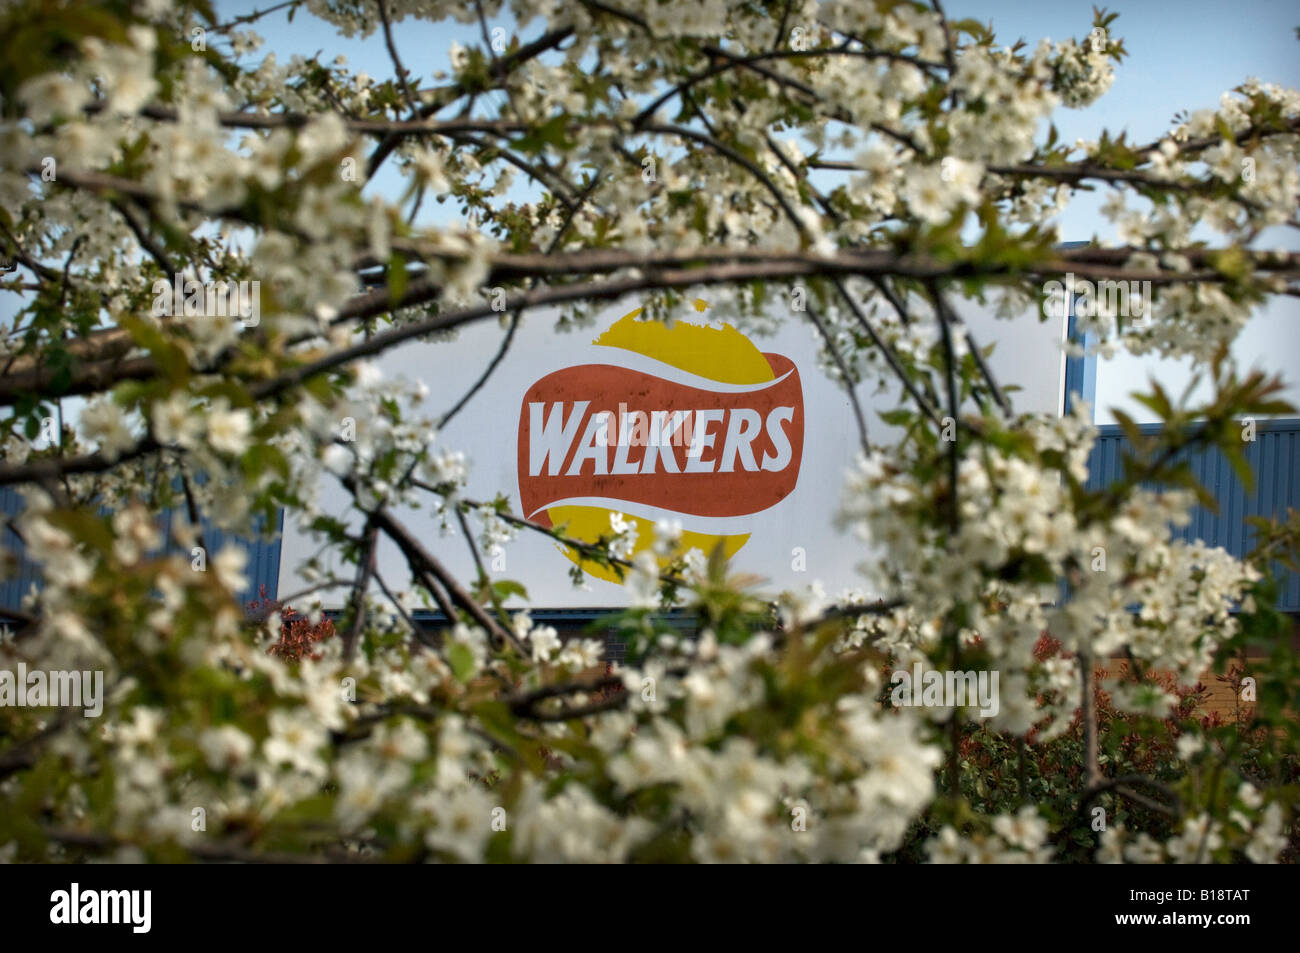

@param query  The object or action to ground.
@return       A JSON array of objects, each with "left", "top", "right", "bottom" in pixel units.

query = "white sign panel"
[{"left": 278, "top": 295, "right": 1067, "bottom": 609}]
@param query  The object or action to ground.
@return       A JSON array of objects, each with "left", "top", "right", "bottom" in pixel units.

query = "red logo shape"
[{"left": 518, "top": 354, "right": 804, "bottom": 527}]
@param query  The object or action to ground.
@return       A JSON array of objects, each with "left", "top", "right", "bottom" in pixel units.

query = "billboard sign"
[{"left": 278, "top": 295, "right": 1068, "bottom": 608}]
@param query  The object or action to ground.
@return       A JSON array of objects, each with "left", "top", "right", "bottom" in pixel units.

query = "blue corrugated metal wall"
[
  {"left": 0, "top": 487, "right": 43, "bottom": 612},
  {"left": 1084, "top": 418, "right": 1299, "bottom": 612},
  {"left": 0, "top": 486, "right": 282, "bottom": 615}
]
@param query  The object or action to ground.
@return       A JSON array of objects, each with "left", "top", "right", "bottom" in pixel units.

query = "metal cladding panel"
[
  {"left": 1084, "top": 419, "right": 1299, "bottom": 612},
  {"left": 0, "top": 489, "right": 282, "bottom": 618},
  {"left": 0, "top": 486, "right": 44, "bottom": 613}
]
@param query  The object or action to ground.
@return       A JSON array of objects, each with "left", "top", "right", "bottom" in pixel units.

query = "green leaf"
[
  {"left": 1111, "top": 408, "right": 1144, "bottom": 447},
  {"left": 508, "top": 115, "right": 575, "bottom": 156},
  {"left": 446, "top": 641, "right": 476, "bottom": 682},
  {"left": 492, "top": 579, "right": 528, "bottom": 601},
  {"left": 387, "top": 252, "right": 408, "bottom": 305},
  {"left": 1131, "top": 382, "right": 1173, "bottom": 423}
]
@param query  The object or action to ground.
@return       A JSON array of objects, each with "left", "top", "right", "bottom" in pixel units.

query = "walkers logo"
[{"left": 517, "top": 300, "right": 804, "bottom": 582}]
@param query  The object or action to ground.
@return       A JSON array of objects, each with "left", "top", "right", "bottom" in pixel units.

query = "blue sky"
[
  {"left": 222, "top": 0, "right": 1300, "bottom": 241},
  {"left": 944, "top": 0, "right": 1300, "bottom": 239},
  {"left": 6, "top": 3, "right": 1294, "bottom": 425},
  {"left": 218, "top": 0, "right": 1300, "bottom": 423}
]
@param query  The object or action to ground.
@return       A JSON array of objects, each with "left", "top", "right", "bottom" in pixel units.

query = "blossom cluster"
[{"left": 0, "top": 0, "right": 1295, "bottom": 865}]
